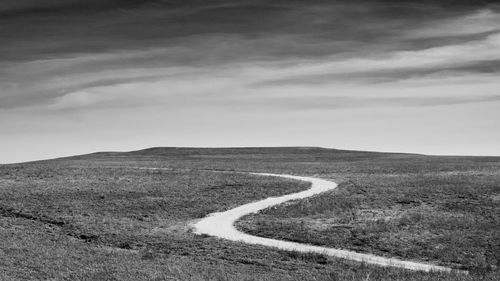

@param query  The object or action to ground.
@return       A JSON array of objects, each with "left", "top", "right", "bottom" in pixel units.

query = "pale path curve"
[{"left": 193, "top": 172, "right": 463, "bottom": 273}]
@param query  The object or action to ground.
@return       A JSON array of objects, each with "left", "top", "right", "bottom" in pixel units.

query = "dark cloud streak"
[
  {"left": 253, "top": 60, "right": 500, "bottom": 87},
  {"left": 3, "top": 0, "right": 496, "bottom": 61}
]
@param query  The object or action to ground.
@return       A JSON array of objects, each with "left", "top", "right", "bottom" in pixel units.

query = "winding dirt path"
[{"left": 193, "top": 172, "right": 462, "bottom": 273}]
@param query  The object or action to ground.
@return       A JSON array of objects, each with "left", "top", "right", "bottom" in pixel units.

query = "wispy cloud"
[{"left": 406, "top": 9, "right": 500, "bottom": 38}]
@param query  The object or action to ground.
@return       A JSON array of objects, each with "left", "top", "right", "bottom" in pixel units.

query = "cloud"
[
  {"left": 406, "top": 9, "right": 500, "bottom": 38},
  {"left": 3, "top": 27, "right": 500, "bottom": 113},
  {"left": 251, "top": 31, "right": 500, "bottom": 86}
]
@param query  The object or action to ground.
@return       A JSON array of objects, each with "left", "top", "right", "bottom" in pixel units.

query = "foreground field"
[
  {"left": 0, "top": 147, "right": 499, "bottom": 280},
  {"left": 237, "top": 160, "right": 500, "bottom": 274}
]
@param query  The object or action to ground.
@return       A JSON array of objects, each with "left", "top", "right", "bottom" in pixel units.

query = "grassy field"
[
  {"left": 237, "top": 157, "right": 500, "bottom": 273},
  {"left": 0, "top": 147, "right": 499, "bottom": 280}
]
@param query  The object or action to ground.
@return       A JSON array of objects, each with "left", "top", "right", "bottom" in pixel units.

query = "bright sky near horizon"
[{"left": 1, "top": 0, "right": 500, "bottom": 164}]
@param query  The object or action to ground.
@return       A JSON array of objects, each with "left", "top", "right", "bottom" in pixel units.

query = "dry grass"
[
  {"left": 236, "top": 155, "right": 500, "bottom": 278},
  {"left": 1, "top": 147, "right": 499, "bottom": 280}
]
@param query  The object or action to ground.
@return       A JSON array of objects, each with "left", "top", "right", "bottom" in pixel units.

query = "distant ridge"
[{"left": 7, "top": 146, "right": 500, "bottom": 166}]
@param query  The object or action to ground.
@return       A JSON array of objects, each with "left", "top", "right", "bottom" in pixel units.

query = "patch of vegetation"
[{"left": 281, "top": 250, "right": 330, "bottom": 264}]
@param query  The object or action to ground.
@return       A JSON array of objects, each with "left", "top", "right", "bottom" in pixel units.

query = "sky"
[{"left": 1, "top": 0, "right": 500, "bottom": 163}]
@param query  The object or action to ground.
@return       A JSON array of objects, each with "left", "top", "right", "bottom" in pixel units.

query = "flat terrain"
[
  {"left": 0, "top": 147, "right": 499, "bottom": 280},
  {"left": 237, "top": 156, "right": 500, "bottom": 273}
]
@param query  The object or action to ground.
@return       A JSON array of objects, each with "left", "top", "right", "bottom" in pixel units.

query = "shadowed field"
[{"left": 0, "top": 147, "right": 499, "bottom": 280}]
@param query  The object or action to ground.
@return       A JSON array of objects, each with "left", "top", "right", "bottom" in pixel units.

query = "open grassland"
[
  {"left": 0, "top": 147, "right": 499, "bottom": 280},
  {"left": 237, "top": 169, "right": 500, "bottom": 272},
  {"left": 0, "top": 166, "right": 308, "bottom": 252}
]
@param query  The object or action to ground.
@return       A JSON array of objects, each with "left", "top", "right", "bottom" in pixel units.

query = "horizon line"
[{"left": 3, "top": 145, "right": 500, "bottom": 165}]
